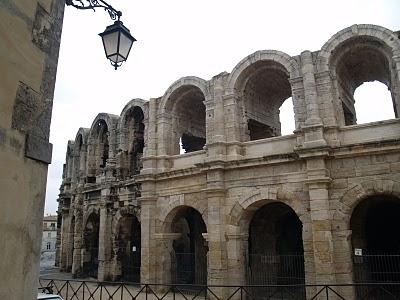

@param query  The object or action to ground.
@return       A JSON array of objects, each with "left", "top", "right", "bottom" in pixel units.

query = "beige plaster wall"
[{"left": 0, "top": 1, "right": 64, "bottom": 299}]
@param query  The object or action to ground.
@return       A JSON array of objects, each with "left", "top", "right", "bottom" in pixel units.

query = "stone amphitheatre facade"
[{"left": 56, "top": 24, "right": 400, "bottom": 297}]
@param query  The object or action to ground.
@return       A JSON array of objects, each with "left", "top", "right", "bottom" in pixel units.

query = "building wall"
[
  {"left": 57, "top": 24, "right": 400, "bottom": 298},
  {"left": 0, "top": 1, "right": 64, "bottom": 299},
  {"left": 42, "top": 218, "right": 58, "bottom": 252}
]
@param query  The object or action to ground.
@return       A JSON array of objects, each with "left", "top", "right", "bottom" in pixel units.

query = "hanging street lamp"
[
  {"left": 65, "top": 0, "right": 136, "bottom": 70},
  {"left": 99, "top": 20, "right": 136, "bottom": 70}
]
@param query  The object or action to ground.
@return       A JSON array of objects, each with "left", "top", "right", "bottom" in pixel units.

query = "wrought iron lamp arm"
[{"left": 65, "top": 0, "right": 122, "bottom": 20}]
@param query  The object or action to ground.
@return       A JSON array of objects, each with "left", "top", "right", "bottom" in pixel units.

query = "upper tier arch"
[
  {"left": 317, "top": 24, "right": 400, "bottom": 73},
  {"left": 226, "top": 50, "right": 301, "bottom": 94},
  {"left": 158, "top": 76, "right": 210, "bottom": 113}
]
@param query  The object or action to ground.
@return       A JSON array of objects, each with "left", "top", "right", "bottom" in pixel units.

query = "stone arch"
[
  {"left": 73, "top": 128, "right": 89, "bottom": 181},
  {"left": 89, "top": 113, "right": 119, "bottom": 136},
  {"left": 333, "top": 179, "right": 400, "bottom": 231},
  {"left": 112, "top": 206, "right": 141, "bottom": 234},
  {"left": 227, "top": 187, "right": 307, "bottom": 232},
  {"left": 117, "top": 100, "right": 146, "bottom": 177},
  {"left": 160, "top": 200, "right": 208, "bottom": 234},
  {"left": 225, "top": 50, "right": 302, "bottom": 141},
  {"left": 158, "top": 203, "right": 208, "bottom": 286},
  {"left": 87, "top": 113, "right": 119, "bottom": 177},
  {"left": 158, "top": 76, "right": 210, "bottom": 114},
  {"left": 226, "top": 50, "right": 301, "bottom": 93},
  {"left": 111, "top": 206, "right": 141, "bottom": 282},
  {"left": 118, "top": 98, "right": 148, "bottom": 143},
  {"left": 227, "top": 187, "right": 310, "bottom": 291},
  {"left": 318, "top": 24, "right": 400, "bottom": 73},
  {"left": 332, "top": 178, "right": 400, "bottom": 288},
  {"left": 74, "top": 128, "right": 89, "bottom": 154},
  {"left": 158, "top": 77, "right": 209, "bottom": 155},
  {"left": 83, "top": 207, "right": 100, "bottom": 228},
  {"left": 317, "top": 24, "right": 400, "bottom": 125},
  {"left": 64, "top": 141, "right": 75, "bottom": 180}
]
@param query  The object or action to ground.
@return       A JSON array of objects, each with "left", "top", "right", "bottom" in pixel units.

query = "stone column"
[
  {"left": 392, "top": 51, "right": 400, "bottom": 118},
  {"left": 301, "top": 51, "right": 327, "bottom": 149},
  {"left": 154, "top": 233, "right": 181, "bottom": 285},
  {"left": 79, "top": 147, "right": 87, "bottom": 179},
  {"left": 66, "top": 211, "right": 75, "bottom": 271},
  {"left": 206, "top": 74, "right": 227, "bottom": 161},
  {"left": 156, "top": 112, "right": 172, "bottom": 171},
  {"left": 142, "top": 98, "right": 158, "bottom": 173},
  {"left": 226, "top": 229, "right": 248, "bottom": 286},
  {"left": 305, "top": 156, "right": 335, "bottom": 284},
  {"left": 98, "top": 200, "right": 113, "bottom": 281},
  {"left": 140, "top": 196, "right": 157, "bottom": 283},
  {"left": 110, "top": 236, "right": 121, "bottom": 281},
  {"left": 206, "top": 166, "right": 228, "bottom": 298},
  {"left": 223, "top": 92, "right": 244, "bottom": 160},
  {"left": 59, "top": 211, "right": 70, "bottom": 271},
  {"left": 332, "top": 229, "right": 356, "bottom": 299},
  {"left": 72, "top": 206, "right": 83, "bottom": 277}
]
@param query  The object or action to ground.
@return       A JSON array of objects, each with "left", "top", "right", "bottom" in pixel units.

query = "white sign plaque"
[{"left": 354, "top": 248, "right": 362, "bottom": 256}]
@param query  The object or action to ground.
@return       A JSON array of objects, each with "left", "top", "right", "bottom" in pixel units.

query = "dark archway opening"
[
  {"left": 82, "top": 213, "right": 100, "bottom": 278},
  {"left": 247, "top": 202, "right": 305, "bottom": 299},
  {"left": 169, "top": 86, "right": 206, "bottom": 154},
  {"left": 333, "top": 38, "right": 398, "bottom": 126},
  {"left": 238, "top": 61, "right": 295, "bottom": 141},
  {"left": 125, "top": 106, "right": 145, "bottom": 176},
  {"left": 171, "top": 207, "right": 208, "bottom": 289},
  {"left": 351, "top": 195, "right": 400, "bottom": 297},
  {"left": 117, "top": 215, "right": 141, "bottom": 282}
]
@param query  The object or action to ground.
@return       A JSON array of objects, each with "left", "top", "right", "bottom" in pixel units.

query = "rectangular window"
[{"left": 47, "top": 242, "right": 51, "bottom": 250}]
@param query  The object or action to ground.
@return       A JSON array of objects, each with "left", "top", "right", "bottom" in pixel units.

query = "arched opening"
[
  {"left": 170, "top": 207, "right": 208, "bottom": 289},
  {"left": 98, "top": 121, "right": 109, "bottom": 168},
  {"left": 115, "top": 214, "right": 141, "bottom": 282},
  {"left": 351, "top": 195, "right": 400, "bottom": 297},
  {"left": 237, "top": 60, "right": 295, "bottom": 141},
  {"left": 168, "top": 86, "right": 206, "bottom": 154},
  {"left": 124, "top": 106, "right": 145, "bottom": 177},
  {"left": 332, "top": 38, "right": 398, "bottom": 126},
  {"left": 354, "top": 81, "right": 395, "bottom": 124},
  {"left": 247, "top": 202, "right": 305, "bottom": 298},
  {"left": 82, "top": 213, "right": 100, "bottom": 278},
  {"left": 87, "top": 120, "right": 109, "bottom": 183}
]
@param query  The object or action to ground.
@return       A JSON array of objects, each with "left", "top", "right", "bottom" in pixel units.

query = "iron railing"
[
  {"left": 353, "top": 254, "right": 400, "bottom": 299},
  {"left": 247, "top": 254, "right": 306, "bottom": 299},
  {"left": 39, "top": 278, "right": 400, "bottom": 300}
]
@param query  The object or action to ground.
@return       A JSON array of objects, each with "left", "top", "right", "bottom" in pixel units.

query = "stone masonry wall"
[{"left": 57, "top": 24, "right": 400, "bottom": 299}]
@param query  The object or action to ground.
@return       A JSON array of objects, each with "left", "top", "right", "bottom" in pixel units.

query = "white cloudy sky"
[{"left": 44, "top": 0, "right": 400, "bottom": 214}]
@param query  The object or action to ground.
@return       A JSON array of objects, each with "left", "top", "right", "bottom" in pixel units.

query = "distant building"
[{"left": 42, "top": 215, "right": 58, "bottom": 253}]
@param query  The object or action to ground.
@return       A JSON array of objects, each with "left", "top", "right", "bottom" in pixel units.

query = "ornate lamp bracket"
[{"left": 66, "top": 0, "right": 122, "bottom": 21}]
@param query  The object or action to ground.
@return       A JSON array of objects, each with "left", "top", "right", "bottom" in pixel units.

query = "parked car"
[
  {"left": 37, "top": 293, "right": 64, "bottom": 300},
  {"left": 38, "top": 287, "right": 63, "bottom": 300}
]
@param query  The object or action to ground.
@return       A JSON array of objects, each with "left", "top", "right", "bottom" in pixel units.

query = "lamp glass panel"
[
  {"left": 109, "top": 54, "right": 124, "bottom": 63},
  {"left": 118, "top": 32, "right": 134, "bottom": 59},
  {"left": 102, "top": 31, "right": 119, "bottom": 57}
]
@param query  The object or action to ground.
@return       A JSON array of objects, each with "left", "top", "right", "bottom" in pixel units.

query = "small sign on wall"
[
  {"left": 132, "top": 246, "right": 136, "bottom": 252},
  {"left": 354, "top": 248, "right": 363, "bottom": 256}
]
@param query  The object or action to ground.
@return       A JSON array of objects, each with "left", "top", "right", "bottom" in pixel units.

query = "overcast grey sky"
[{"left": 44, "top": 0, "right": 400, "bottom": 214}]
